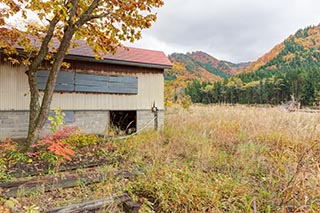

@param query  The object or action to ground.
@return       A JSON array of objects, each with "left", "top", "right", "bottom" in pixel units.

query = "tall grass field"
[
  {"left": 123, "top": 105, "right": 320, "bottom": 212},
  {"left": 12, "top": 105, "right": 320, "bottom": 212}
]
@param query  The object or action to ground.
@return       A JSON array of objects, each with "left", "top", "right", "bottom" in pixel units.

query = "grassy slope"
[{"left": 14, "top": 105, "right": 320, "bottom": 212}]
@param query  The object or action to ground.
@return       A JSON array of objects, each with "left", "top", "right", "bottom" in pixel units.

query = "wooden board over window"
[{"left": 37, "top": 71, "right": 138, "bottom": 94}]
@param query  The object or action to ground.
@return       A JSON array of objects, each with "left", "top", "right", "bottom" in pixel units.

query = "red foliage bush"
[{"left": 32, "top": 127, "right": 79, "bottom": 161}]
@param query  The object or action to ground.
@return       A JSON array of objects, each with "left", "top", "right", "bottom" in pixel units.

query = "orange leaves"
[
  {"left": 0, "top": 138, "right": 18, "bottom": 158},
  {"left": 47, "top": 142, "right": 75, "bottom": 161},
  {"left": 0, "top": 28, "right": 20, "bottom": 45},
  {"left": 2, "top": 0, "right": 21, "bottom": 14},
  {"left": 33, "top": 127, "right": 79, "bottom": 161},
  {"left": 0, "top": 17, "right": 5, "bottom": 26}
]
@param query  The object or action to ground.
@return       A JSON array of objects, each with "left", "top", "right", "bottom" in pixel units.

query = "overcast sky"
[{"left": 127, "top": 0, "right": 320, "bottom": 63}]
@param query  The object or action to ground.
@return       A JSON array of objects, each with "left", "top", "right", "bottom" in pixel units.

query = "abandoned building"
[{"left": 0, "top": 41, "right": 172, "bottom": 139}]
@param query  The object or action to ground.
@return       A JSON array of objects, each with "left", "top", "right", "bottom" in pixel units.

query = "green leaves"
[{"left": 48, "top": 108, "right": 65, "bottom": 133}]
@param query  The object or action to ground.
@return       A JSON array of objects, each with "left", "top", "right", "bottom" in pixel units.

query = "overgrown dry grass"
[
  {"left": 121, "top": 105, "right": 320, "bottom": 212},
  {"left": 11, "top": 105, "right": 320, "bottom": 212}
]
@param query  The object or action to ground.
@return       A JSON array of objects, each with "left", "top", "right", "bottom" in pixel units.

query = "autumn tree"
[{"left": 0, "top": 0, "right": 164, "bottom": 145}]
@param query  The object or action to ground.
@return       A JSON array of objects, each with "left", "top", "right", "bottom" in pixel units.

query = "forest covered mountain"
[
  {"left": 167, "top": 24, "right": 320, "bottom": 106},
  {"left": 185, "top": 24, "right": 320, "bottom": 106},
  {"left": 167, "top": 51, "right": 248, "bottom": 81},
  {"left": 164, "top": 51, "right": 249, "bottom": 105},
  {"left": 242, "top": 24, "right": 320, "bottom": 73}
]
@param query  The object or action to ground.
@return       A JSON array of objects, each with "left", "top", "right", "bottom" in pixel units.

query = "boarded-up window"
[
  {"left": 37, "top": 71, "right": 74, "bottom": 91},
  {"left": 37, "top": 71, "right": 138, "bottom": 94}
]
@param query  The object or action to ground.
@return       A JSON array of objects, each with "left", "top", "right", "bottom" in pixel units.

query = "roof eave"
[
  {"left": 0, "top": 49, "right": 173, "bottom": 69},
  {"left": 65, "top": 55, "right": 172, "bottom": 70}
]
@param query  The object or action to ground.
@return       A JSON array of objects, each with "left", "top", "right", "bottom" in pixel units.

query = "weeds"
[
  {"left": 119, "top": 105, "right": 320, "bottom": 212},
  {"left": 62, "top": 133, "right": 99, "bottom": 148},
  {"left": 4, "top": 105, "right": 320, "bottom": 212}
]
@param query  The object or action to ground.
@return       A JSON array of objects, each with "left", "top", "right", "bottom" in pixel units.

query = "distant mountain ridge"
[
  {"left": 168, "top": 51, "right": 249, "bottom": 81},
  {"left": 167, "top": 24, "right": 320, "bottom": 82},
  {"left": 165, "top": 23, "right": 320, "bottom": 106},
  {"left": 186, "top": 51, "right": 249, "bottom": 76}
]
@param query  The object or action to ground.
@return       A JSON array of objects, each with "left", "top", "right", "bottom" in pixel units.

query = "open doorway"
[{"left": 110, "top": 111, "right": 137, "bottom": 135}]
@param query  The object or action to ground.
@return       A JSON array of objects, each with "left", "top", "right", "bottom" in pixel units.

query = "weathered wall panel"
[
  {"left": 0, "top": 64, "right": 29, "bottom": 111},
  {"left": 37, "top": 70, "right": 75, "bottom": 91},
  {"left": 0, "top": 64, "right": 164, "bottom": 111}
]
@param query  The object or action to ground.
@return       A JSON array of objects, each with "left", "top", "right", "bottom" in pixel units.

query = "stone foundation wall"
[
  {"left": 0, "top": 110, "right": 164, "bottom": 139},
  {"left": 0, "top": 111, "right": 29, "bottom": 139},
  {"left": 65, "top": 111, "right": 109, "bottom": 135},
  {"left": 137, "top": 110, "right": 164, "bottom": 131}
]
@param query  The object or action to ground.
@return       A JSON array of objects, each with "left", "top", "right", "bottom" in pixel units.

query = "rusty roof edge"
[
  {"left": 0, "top": 49, "right": 173, "bottom": 69},
  {"left": 65, "top": 55, "right": 173, "bottom": 70}
]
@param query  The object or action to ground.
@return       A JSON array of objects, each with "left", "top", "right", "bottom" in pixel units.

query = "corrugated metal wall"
[
  {"left": 0, "top": 64, "right": 30, "bottom": 110},
  {"left": 0, "top": 64, "right": 164, "bottom": 111}
]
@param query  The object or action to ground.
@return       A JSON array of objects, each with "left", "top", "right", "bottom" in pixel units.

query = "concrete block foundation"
[{"left": 0, "top": 110, "right": 164, "bottom": 139}]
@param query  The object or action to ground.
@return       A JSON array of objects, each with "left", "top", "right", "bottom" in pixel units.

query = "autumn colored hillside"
[
  {"left": 242, "top": 24, "right": 320, "bottom": 73},
  {"left": 187, "top": 51, "right": 249, "bottom": 76},
  {"left": 168, "top": 51, "right": 248, "bottom": 81},
  {"left": 165, "top": 24, "right": 320, "bottom": 107},
  {"left": 185, "top": 24, "right": 320, "bottom": 106},
  {"left": 164, "top": 51, "right": 248, "bottom": 106},
  {"left": 166, "top": 53, "right": 222, "bottom": 82}
]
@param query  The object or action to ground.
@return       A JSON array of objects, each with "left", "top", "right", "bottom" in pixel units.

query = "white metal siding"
[
  {"left": 0, "top": 64, "right": 30, "bottom": 110},
  {"left": 0, "top": 64, "right": 164, "bottom": 111}
]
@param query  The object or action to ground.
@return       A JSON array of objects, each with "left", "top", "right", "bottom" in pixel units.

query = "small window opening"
[{"left": 110, "top": 111, "right": 137, "bottom": 135}]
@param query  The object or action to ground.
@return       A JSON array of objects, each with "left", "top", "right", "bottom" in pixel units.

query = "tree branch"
[
  {"left": 67, "top": 0, "right": 79, "bottom": 26},
  {"left": 87, "top": 13, "right": 108, "bottom": 21},
  {"left": 29, "top": 15, "right": 59, "bottom": 71},
  {"left": 75, "top": 0, "right": 100, "bottom": 28}
]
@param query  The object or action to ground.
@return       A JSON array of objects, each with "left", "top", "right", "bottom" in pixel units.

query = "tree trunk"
[
  {"left": 25, "top": 1, "right": 98, "bottom": 146},
  {"left": 26, "top": 69, "right": 41, "bottom": 145},
  {"left": 25, "top": 16, "right": 59, "bottom": 146},
  {"left": 26, "top": 28, "right": 76, "bottom": 146}
]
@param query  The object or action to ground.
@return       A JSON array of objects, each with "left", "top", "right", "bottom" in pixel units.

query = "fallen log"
[
  {"left": 298, "top": 109, "right": 320, "bottom": 113},
  {"left": 7, "top": 157, "right": 119, "bottom": 179},
  {"left": 46, "top": 193, "right": 140, "bottom": 213},
  {"left": 0, "top": 169, "right": 134, "bottom": 198},
  {"left": 285, "top": 108, "right": 320, "bottom": 113}
]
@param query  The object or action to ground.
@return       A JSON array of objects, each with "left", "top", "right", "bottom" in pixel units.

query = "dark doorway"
[{"left": 110, "top": 111, "right": 137, "bottom": 135}]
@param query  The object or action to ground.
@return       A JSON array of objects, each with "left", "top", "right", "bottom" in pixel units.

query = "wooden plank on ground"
[
  {"left": 46, "top": 193, "right": 140, "bottom": 213},
  {"left": 7, "top": 157, "right": 115, "bottom": 178},
  {"left": 0, "top": 169, "right": 134, "bottom": 198},
  {"left": 0, "top": 171, "right": 106, "bottom": 198}
]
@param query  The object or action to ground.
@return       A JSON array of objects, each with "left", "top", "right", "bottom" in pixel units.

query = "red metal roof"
[
  {"left": 68, "top": 40, "right": 172, "bottom": 68},
  {"left": 4, "top": 32, "right": 172, "bottom": 69}
]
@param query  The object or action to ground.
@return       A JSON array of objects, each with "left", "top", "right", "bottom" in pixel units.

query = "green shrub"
[
  {"left": 181, "top": 95, "right": 191, "bottom": 109},
  {"left": 48, "top": 108, "right": 65, "bottom": 133},
  {"left": 62, "top": 133, "right": 99, "bottom": 148}
]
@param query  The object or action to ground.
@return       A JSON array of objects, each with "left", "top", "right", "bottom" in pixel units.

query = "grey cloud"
[{"left": 134, "top": 0, "right": 320, "bottom": 62}]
